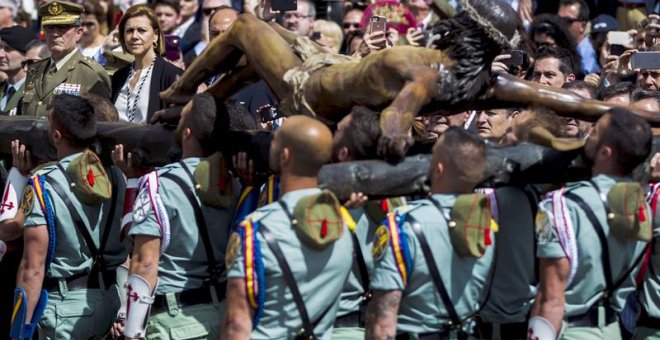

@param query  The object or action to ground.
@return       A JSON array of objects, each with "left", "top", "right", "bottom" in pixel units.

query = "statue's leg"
[
  {"left": 161, "top": 14, "right": 302, "bottom": 104},
  {"left": 205, "top": 59, "right": 260, "bottom": 99}
]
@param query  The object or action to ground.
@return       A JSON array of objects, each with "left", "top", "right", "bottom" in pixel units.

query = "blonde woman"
[{"left": 111, "top": 5, "right": 182, "bottom": 124}]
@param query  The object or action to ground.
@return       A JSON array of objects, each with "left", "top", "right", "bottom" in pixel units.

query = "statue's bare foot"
[
  {"left": 377, "top": 134, "right": 413, "bottom": 163},
  {"left": 160, "top": 79, "right": 195, "bottom": 105}
]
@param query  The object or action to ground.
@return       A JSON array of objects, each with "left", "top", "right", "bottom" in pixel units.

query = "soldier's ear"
[
  {"left": 183, "top": 127, "right": 192, "bottom": 140},
  {"left": 281, "top": 147, "right": 290, "bottom": 165},
  {"left": 435, "top": 162, "right": 444, "bottom": 177},
  {"left": 53, "top": 130, "right": 62, "bottom": 144},
  {"left": 337, "top": 147, "right": 350, "bottom": 162}
]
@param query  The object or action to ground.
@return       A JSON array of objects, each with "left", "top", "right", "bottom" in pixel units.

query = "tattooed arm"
[{"left": 365, "top": 289, "right": 402, "bottom": 340}]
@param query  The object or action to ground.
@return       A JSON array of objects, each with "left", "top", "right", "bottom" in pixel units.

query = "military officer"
[
  {"left": 530, "top": 108, "right": 652, "bottom": 340},
  {"left": 223, "top": 115, "right": 354, "bottom": 339},
  {"left": 8, "top": 94, "right": 123, "bottom": 339},
  {"left": 0, "top": 26, "right": 35, "bottom": 116},
  {"left": 367, "top": 127, "right": 496, "bottom": 339},
  {"left": 23, "top": 1, "right": 111, "bottom": 117},
  {"left": 122, "top": 93, "right": 232, "bottom": 339}
]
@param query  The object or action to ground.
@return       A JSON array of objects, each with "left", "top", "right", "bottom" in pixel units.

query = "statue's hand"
[
  {"left": 377, "top": 134, "right": 413, "bottom": 163},
  {"left": 150, "top": 106, "right": 183, "bottom": 125}
]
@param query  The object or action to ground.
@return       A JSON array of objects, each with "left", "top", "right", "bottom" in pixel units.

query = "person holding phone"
[{"left": 111, "top": 5, "right": 182, "bottom": 124}]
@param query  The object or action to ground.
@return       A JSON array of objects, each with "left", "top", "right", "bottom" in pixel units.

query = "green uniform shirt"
[
  {"left": 536, "top": 175, "right": 646, "bottom": 317},
  {"left": 227, "top": 188, "right": 353, "bottom": 340},
  {"left": 337, "top": 206, "right": 379, "bottom": 318},
  {"left": 479, "top": 187, "right": 537, "bottom": 323},
  {"left": 23, "top": 49, "right": 111, "bottom": 117},
  {"left": 129, "top": 158, "right": 231, "bottom": 294},
  {"left": 640, "top": 190, "right": 660, "bottom": 318},
  {"left": 370, "top": 194, "right": 496, "bottom": 334},
  {"left": 24, "top": 152, "right": 119, "bottom": 279}
]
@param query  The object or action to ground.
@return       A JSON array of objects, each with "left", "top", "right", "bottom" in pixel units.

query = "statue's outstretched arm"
[
  {"left": 161, "top": 14, "right": 302, "bottom": 105},
  {"left": 378, "top": 65, "right": 439, "bottom": 162},
  {"left": 488, "top": 73, "right": 660, "bottom": 125}
]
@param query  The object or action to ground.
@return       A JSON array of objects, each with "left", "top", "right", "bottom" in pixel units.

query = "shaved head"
[
  {"left": 430, "top": 127, "right": 486, "bottom": 192},
  {"left": 269, "top": 116, "right": 333, "bottom": 177}
]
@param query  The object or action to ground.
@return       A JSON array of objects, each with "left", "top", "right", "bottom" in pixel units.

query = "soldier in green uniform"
[
  {"left": 331, "top": 108, "right": 405, "bottom": 339},
  {"left": 22, "top": 1, "right": 111, "bottom": 117},
  {"left": 635, "top": 185, "right": 660, "bottom": 339},
  {"left": 473, "top": 186, "right": 538, "bottom": 340},
  {"left": 8, "top": 94, "right": 124, "bottom": 339},
  {"left": 530, "top": 108, "right": 652, "bottom": 340},
  {"left": 367, "top": 127, "right": 496, "bottom": 339},
  {"left": 223, "top": 115, "right": 354, "bottom": 339},
  {"left": 121, "top": 93, "right": 232, "bottom": 339}
]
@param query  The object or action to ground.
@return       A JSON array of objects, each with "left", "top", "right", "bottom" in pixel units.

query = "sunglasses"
[
  {"left": 343, "top": 22, "right": 360, "bottom": 29},
  {"left": 22, "top": 59, "right": 41, "bottom": 68},
  {"left": 202, "top": 6, "right": 220, "bottom": 16},
  {"left": 560, "top": 16, "right": 585, "bottom": 24}
]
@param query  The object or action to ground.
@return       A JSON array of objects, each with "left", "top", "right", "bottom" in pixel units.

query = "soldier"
[
  {"left": 0, "top": 26, "right": 35, "bottom": 116},
  {"left": 332, "top": 107, "right": 406, "bottom": 339},
  {"left": 7, "top": 94, "right": 125, "bottom": 339},
  {"left": 366, "top": 127, "right": 496, "bottom": 339},
  {"left": 529, "top": 108, "right": 653, "bottom": 339},
  {"left": 223, "top": 115, "right": 353, "bottom": 339},
  {"left": 637, "top": 180, "right": 660, "bottom": 338},
  {"left": 23, "top": 1, "right": 111, "bottom": 117},
  {"left": 120, "top": 93, "right": 232, "bottom": 339}
]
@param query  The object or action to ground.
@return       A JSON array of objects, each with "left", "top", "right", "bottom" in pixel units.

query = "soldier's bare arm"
[
  {"left": 222, "top": 277, "right": 253, "bottom": 340},
  {"left": 15, "top": 225, "right": 48, "bottom": 323},
  {"left": 530, "top": 258, "right": 569, "bottom": 333},
  {"left": 129, "top": 236, "right": 161, "bottom": 291},
  {"left": 366, "top": 289, "right": 402, "bottom": 340}
]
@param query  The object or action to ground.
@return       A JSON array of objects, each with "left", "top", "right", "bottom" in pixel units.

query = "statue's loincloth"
[{"left": 282, "top": 37, "right": 353, "bottom": 117}]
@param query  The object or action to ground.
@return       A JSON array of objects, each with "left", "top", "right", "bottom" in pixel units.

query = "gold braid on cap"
[{"left": 461, "top": 0, "right": 520, "bottom": 49}]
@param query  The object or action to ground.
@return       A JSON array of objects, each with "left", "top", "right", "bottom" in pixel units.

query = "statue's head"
[{"left": 461, "top": 0, "right": 519, "bottom": 50}]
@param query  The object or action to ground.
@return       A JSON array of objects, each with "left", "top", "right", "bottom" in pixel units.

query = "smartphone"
[
  {"left": 368, "top": 15, "right": 387, "bottom": 35},
  {"left": 271, "top": 0, "right": 297, "bottom": 12},
  {"left": 502, "top": 50, "right": 525, "bottom": 67},
  {"left": 607, "top": 31, "right": 633, "bottom": 47},
  {"left": 164, "top": 35, "right": 181, "bottom": 62},
  {"left": 257, "top": 104, "right": 286, "bottom": 123},
  {"left": 610, "top": 44, "right": 626, "bottom": 56},
  {"left": 631, "top": 51, "right": 660, "bottom": 69}
]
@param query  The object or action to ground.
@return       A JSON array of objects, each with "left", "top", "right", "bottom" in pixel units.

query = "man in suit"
[
  {"left": 0, "top": 26, "right": 35, "bottom": 116},
  {"left": 22, "top": 1, "right": 111, "bottom": 117}
]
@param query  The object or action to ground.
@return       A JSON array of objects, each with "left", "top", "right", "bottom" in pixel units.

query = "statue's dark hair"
[{"left": 430, "top": 8, "right": 517, "bottom": 106}]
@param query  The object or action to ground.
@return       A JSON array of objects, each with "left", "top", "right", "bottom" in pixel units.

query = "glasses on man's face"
[
  {"left": 343, "top": 22, "right": 360, "bottom": 29},
  {"left": 284, "top": 12, "right": 312, "bottom": 20},
  {"left": 560, "top": 16, "right": 584, "bottom": 24},
  {"left": 44, "top": 24, "right": 76, "bottom": 33},
  {"left": 203, "top": 6, "right": 221, "bottom": 16}
]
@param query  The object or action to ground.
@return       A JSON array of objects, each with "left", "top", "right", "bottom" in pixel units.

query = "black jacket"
[{"left": 111, "top": 56, "right": 183, "bottom": 122}]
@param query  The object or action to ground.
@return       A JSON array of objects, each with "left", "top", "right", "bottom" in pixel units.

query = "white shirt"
[
  {"left": 51, "top": 47, "right": 79, "bottom": 71},
  {"left": 114, "top": 66, "right": 153, "bottom": 124},
  {"left": 174, "top": 16, "right": 195, "bottom": 37}
]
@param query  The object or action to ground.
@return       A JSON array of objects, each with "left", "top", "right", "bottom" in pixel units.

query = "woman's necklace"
[{"left": 125, "top": 57, "right": 156, "bottom": 123}]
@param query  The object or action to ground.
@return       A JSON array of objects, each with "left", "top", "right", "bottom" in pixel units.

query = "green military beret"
[
  {"left": 607, "top": 182, "right": 652, "bottom": 242},
  {"left": 292, "top": 190, "right": 345, "bottom": 250},
  {"left": 66, "top": 150, "right": 112, "bottom": 205},
  {"left": 40, "top": 1, "right": 83, "bottom": 27}
]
